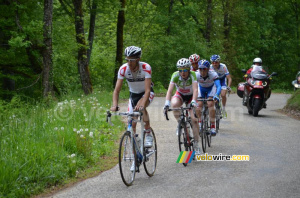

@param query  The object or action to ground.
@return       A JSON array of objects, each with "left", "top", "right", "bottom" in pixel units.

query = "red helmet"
[{"left": 189, "top": 54, "right": 200, "bottom": 64}]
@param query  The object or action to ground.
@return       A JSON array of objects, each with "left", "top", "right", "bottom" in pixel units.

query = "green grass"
[
  {"left": 285, "top": 89, "right": 300, "bottom": 111},
  {"left": 0, "top": 89, "right": 127, "bottom": 198}
]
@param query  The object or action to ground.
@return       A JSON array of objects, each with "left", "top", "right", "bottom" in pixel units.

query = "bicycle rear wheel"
[
  {"left": 143, "top": 128, "right": 157, "bottom": 177},
  {"left": 200, "top": 115, "right": 207, "bottom": 153},
  {"left": 216, "top": 106, "right": 221, "bottom": 131},
  {"left": 119, "top": 131, "right": 136, "bottom": 186}
]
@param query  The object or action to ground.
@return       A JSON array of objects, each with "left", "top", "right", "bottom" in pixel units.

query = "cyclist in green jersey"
[{"left": 163, "top": 58, "right": 201, "bottom": 155}]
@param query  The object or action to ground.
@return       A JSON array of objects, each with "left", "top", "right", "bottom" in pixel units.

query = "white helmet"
[
  {"left": 124, "top": 46, "right": 142, "bottom": 57},
  {"left": 176, "top": 58, "right": 191, "bottom": 68},
  {"left": 253, "top": 57, "right": 262, "bottom": 65}
]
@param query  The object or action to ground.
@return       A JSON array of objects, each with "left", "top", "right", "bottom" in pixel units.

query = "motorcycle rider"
[
  {"left": 242, "top": 57, "right": 269, "bottom": 108},
  {"left": 292, "top": 71, "right": 300, "bottom": 90},
  {"left": 245, "top": 57, "right": 266, "bottom": 77}
]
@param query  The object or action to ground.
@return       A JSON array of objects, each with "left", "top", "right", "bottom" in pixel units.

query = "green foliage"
[
  {"left": 0, "top": 90, "right": 125, "bottom": 197},
  {"left": 285, "top": 90, "right": 300, "bottom": 111}
]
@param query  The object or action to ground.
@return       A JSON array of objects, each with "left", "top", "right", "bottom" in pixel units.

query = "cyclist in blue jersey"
[
  {"left": 210, "top": 55, "right": 232, "bottom": 119},
  {"left": 196, "top": 60, "right": 221, "bottom": 136}
]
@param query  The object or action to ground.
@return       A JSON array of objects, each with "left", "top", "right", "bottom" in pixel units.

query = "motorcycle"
[
  {"left": 292, "top": 80, "right": 300, "bottom": 91},
  {"left": 292, "top": 71, "right": 300, "bottom": 91},
  {"left": 237, "top": 66, "right": 278, "bottom": 117}
]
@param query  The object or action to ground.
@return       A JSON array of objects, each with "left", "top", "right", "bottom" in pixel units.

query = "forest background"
[
  {"left": 0, "top": 0, "right": 300, "bottom": 197},
  {"left": 1, "top": 0, "right": 299, "bottom": 100}
]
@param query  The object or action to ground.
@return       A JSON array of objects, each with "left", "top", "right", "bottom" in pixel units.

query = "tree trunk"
[
  {"left": 87, "top": 0, "right": 97, "bottom": 65},
  {"left": 291, "top": 1, "right": 300, "bottom": 71},
  {"left": 73, "top": 0, "right": 93, "bottom": 95},
  {"left": 205, "top": 0, "right": 212, "bottom": 44},
  {"left": 42, "top": 0, "right": 54, "bottom": 98},
  {"left": 222, "top": 0, "right": 231, "bottom": 54},
  {"left": 166, "top": 0, "right": 174, "bottom": 35},
  {"left": 114, "top": 0, "right": 126, "bottom": 87}
]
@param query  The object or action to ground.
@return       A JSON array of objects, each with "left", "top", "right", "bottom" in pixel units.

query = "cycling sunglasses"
[
  {"left": 125, "top": 58, "right": 138, "bottom": 62},
  {"left": 199, "top": 68, "right": 208, "bottom": 71},
  {"left": 179, "top": 69, "right": 190, "bottom": 72}
]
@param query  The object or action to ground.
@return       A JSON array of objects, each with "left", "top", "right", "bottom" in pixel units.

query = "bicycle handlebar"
[
  {"left": 197, "top": 98, "right": 214, "bottom": 102},
  {"left": 106, "top": 110, "right": 143, "bottom": 126},
  {"left": 164, "top": 107, "right": 193, "bottom": 121}
]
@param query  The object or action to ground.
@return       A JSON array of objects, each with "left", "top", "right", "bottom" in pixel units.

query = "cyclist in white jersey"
[
  {"left": 196, "top": 59, "right": 221, "bottom": 136},
  {"left": 111, "top": 46, "right": 154, "bottom": 149},
  {"left": 210, "top": 55, "right": 232, "bottom": 118},
  {"left": 163, "top": 58, "right": 201, "bottom": 154},
  {"left": 189, "top": 54, "right": 200, "bottom": 72}
]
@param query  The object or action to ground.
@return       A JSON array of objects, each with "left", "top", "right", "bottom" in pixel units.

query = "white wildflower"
[
  {"left": 71, "top": 153, "right": 76, "bottom": 158},
  {"left": 73, "top": 128, "right": 77, "bottom": 132},
  {"left": 89, "top": 132, "right": 93, "bottom": 138},
  {"left": 77, "top": 131, "right": 80, "bottom": 134},
  {"left": 85, "top": 118, "right": 88, "bottom": 121},
  {"left": 54, "top": 127, "right": 58, "bottom": 130},
  {"left": 85, "top": 128, "right": 89, "bottom": 131},
  {"left": 80, "top": 135, "right": 85, "bottom": 138},
  {"left": 61, "top": 127, "right": 64, "bottom": 130}
]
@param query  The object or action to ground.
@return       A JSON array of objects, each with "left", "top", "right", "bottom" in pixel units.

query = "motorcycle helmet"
[
  {"left": 176, "top": 58, "right": 191, "bottom": 68},
  {"left": 124, "top": 46, "right": 142, "bottom": 58},
  {"left": 253, "top": 57, "right": 262, "bottom": 65}
]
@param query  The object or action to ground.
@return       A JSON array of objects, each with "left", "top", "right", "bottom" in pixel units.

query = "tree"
[
  {"left": 87, "top": 0, "right": 97, "bottom": 65},
  {"left": 73, "top": 0, "right": 93, "bottom": 94},
  {"left": 42, "top": 0, "right": 54, "bottom": 98},
  {"left": 113, "top": 0, "right": 126, "bottom": 87}
]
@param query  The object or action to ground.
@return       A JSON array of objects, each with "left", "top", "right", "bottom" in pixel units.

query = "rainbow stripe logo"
[{"left": 176, "top": 151, "right": 195, "bottom": 163}]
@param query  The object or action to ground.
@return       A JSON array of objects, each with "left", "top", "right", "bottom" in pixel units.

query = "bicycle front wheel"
[
  {"left": 143, "top": 128, "right": 157, "bottom": 177},
  {"left": 178, "top": 122, "right": 191, "bottom": 166},
  {"left": 119, "top": 131, "right": 136, "bottom": 186}
]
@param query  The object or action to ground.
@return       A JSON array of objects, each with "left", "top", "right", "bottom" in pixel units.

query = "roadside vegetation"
[
  {"left": 0, "top": 89, "right": 130, "bottom": 197},
  {"left": 285, "top": 90, "right": 300, "bottom": 112}
]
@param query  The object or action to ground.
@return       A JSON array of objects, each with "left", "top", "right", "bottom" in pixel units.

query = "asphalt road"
[{"left": 50, "top": 93, "right": 300, "bottom": 198}]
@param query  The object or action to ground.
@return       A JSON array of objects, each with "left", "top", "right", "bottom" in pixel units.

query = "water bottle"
[
  {"left": 134, "top": 134, "right": 143, "bottom": 163},
  {"left": 135, "top": 134, "right": 141, "bottom": 149}
]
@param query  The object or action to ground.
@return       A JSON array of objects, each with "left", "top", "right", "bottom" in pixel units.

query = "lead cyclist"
[{"left": 111, "top": 46, "right": 154, "bottom": 148}]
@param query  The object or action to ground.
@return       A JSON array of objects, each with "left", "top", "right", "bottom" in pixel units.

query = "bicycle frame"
[
  {"left": 164, "top": 106, "right": 193, "bottom": 145},
  {"left": 107, "top": 111, "right": 154, "bottom": 165}
]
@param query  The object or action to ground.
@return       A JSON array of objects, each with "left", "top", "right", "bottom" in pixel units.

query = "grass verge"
[{"left": 0, "top": 89, "right": 128, "bottom": 198}]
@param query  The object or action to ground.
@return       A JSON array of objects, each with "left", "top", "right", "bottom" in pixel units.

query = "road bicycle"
[
  {"left": 107, "top": 111, "right": 157, "bottom": 186},
  {"left": 215, "top": 99, "right": 222, "bottom": 132},
  {"left": 197, "top": 98, "right": 214, "bottom": 152},
  {"left": 164, "top": 104, "right": 194, "bottom": 167},
  {"left": 215, "top": 89, "right": 231, "bottom": 131}
]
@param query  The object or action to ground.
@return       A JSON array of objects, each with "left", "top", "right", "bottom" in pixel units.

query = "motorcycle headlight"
[{"left": 263, "top": 81, "right": 268, "bottom": 86}]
